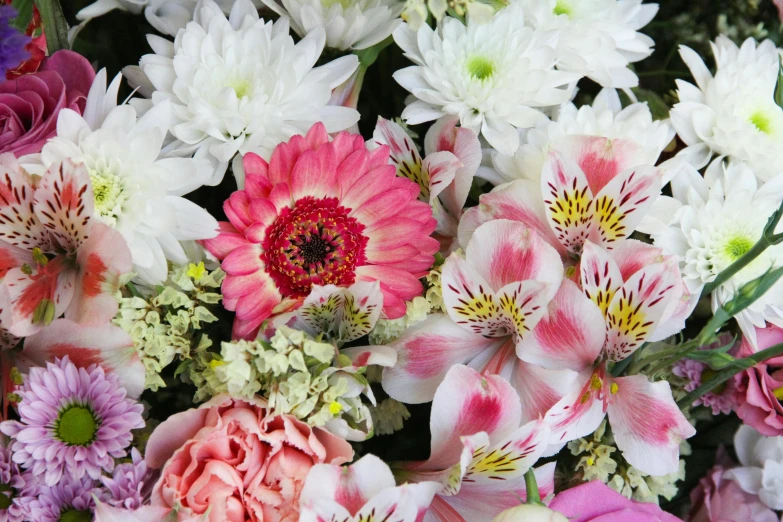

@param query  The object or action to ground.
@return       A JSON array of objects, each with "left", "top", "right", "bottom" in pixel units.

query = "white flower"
[
  {"left": 138, "top": 0, "right": 359, "bottom": 177},
  {"left": 260, "top": 0, "right": 403, "bottom": 51},
  {"left": 513, "top": 0, "right": 658, "bottom": 88},
  {"left": 638, "top": 160, "right": 783, "bottom": 347},
  {"left": 392, "top": 4, "right": 579, "bottom": 155},
  {"left": 726, "top": 425, "right": 783, "bottom": 511},
  {"left": 671, "top": 36, "right": 783, "bottom": 182},
  {"left": 76, "top": 0, "right": 247, "bottom": 36},
  {"left": 482, "top": 88, "right": 675, "bottom": 185},
  {"left": 493, "top": 505, "right": 569, "bottom": 522},
  {"left": 23, "top": 70, "right": 218, "bottom": 285}
]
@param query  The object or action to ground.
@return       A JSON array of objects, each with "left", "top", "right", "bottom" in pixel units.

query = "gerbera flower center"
[
  {"left": 59, "top": 508, "right": 93, "bottom": 522},
  {"left": 55, "top": 405, "right": 99, "bottom": 446},
  {"left": 89, "top": 168, "right": 127, "bottom": 226},
  {"left": 466, "top": 56, "right": 496, "bottom": 81},
  {"left": 724, "top": 236, "right": 754, "bottom": 261},
  {"left": 263, "top": 196, "right": 368, "bottom": 298}
]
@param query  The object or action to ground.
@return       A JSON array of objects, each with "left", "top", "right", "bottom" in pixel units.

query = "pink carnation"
[
  {"left": 688, "top": 453, "right": 778, "bottom": 522},
  {"left": 732, "top": 326, "right": 783, "bottom": 436},
  {"left": 0, "top": 50, "right": 94, "bottom": 156},
  {"left": 548, "top": 481, "right": 682, "bottom": 522},
  {"left": 203, "top": 122, "right": 438, "bottom": 339},
  {"left": 145, "top": 395, "right": 353, "bottom": 522}
]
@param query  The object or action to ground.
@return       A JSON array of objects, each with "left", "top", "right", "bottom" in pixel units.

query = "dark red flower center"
[{"left": 262, "top": 196, "right": 368, "bottom": 298}]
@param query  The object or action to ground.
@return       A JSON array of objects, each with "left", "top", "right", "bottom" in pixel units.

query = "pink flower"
[
  {"left": 549, "top": 481, "right": 682, "bottom": 522},
  {"left": 688, "top": 455, "right": 778, "bottom": 522},
  {"left": 397, "top": 365, "right": 555, "bottom": 521},
  {"left": 733, "top": 326, "right": 783, "bottom": 436},
  {"left": 673, "top": 334, "right": 738, "bottom": 415},
  {"left": 145, "top": 395, "right": 354, "bottom": 522},
  {"left": 0, "top": 50, "right": 94, "bottom": 156},
  {"left": 203, "top": 122, "right": 438, "bottom": 339},
  {"left": 299, "top": 454, "right": 441, "bottom": 522}
]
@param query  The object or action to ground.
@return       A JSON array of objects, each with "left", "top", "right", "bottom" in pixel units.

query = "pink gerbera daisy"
[
  {"left": 0, "top": 356, "right": 145, "bottom": 487},
  {"left": 204, "top": 122, "right": 439, "bottom": 339}
]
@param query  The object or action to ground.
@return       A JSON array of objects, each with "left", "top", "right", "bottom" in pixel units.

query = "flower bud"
[{"left": 492, "top": 504, "right": 569, "bottom": 522}]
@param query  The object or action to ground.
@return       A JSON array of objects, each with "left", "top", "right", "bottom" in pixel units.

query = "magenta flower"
[
  {"left": 0, "top": 356, "right": 145, "bottom": 487},
  {"left": 203, "top": 122, "right": 439, "bottom": 339},
  {"left": 0, "top": 50, "right": 94, "bottom": 156}
]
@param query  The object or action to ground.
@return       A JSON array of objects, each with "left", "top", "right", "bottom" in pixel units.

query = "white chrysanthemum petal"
[{"left": 671, "top": 37, "right": 783, "bottom": 182}]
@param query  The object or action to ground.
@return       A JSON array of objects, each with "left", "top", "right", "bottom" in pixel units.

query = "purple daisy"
[
  {"left": 0, "top": 6, "right": 29, "bottom": 78},
  {"left": 0, "top": 357, "right": 145, "bottom": 487},
  {"left": 0, "top": 441, "right": 28, "bottom": 522},
  {"left": 23, "top": 474, "right": 102, "bottom": 522},
  {"left": 101, "top": 448, "right": 154, "bottom": 510}
]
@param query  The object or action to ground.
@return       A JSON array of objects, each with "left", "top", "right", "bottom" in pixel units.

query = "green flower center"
[
  {"left": 55, "top": 405, "right": 99, "bottom": 446},
  {"left": 0, "top": 483, "right": 13, "bottom": 510},
  {"left": 724, "top": 236, "right": 754, "bottom": 261},
  {"left": 749, "top": 110, "right": 773, "bottom": 134},
  {"left": 554, "top": 0, "right": 573, "bottom": 16},
  {"left": 230, "top": 79, "right": 252, "bottom": 99},
  {"left": 467, "top": 56, "right": 495, "bottom": 81},
  {"left": 89, "top": 168, "right": 127, "bottom": 226},
  {"left": 59, "top": 508, "right": 93, "bottom": 522}
]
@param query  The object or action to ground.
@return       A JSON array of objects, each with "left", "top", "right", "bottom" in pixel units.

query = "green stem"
[
  {"left": 126, "top": 282, "right": 143, "bottom": 299},
  {"left": 677, "top": 341, "right": 783, "bottom": 408},
  {"left": 703, "top": 201, "right": 783, "bottom": 296},
  {"left": 524, "top": 468, "right": 541, "bottom": 505},
  {"left": 628, "top": 343, "right": 694, "bottom": 375}
]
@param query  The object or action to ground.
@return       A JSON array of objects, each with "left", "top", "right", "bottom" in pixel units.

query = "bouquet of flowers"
[{"left": 1, "top": 0, "right": 783, "bottom": 520}]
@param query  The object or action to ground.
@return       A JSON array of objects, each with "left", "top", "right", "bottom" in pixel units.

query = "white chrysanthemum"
[
  {"left": 22, "top": 71, "right": 218, "bottom": 285},
  {"left": 76, "top": 0, "right": 246, "bottom": 36},
  {"left": 392, "top": 4, "right": 579, "bottom": 155},
  {"left": 138, "top": 0, "right": 359, "bottom": 177},
  {"left": 260, "top": 0, "right": 403, "bottom": 51},
  {"left": 671, "top": 36, "right": 783, "bottom": 182},
  {"left": 482, "top": 88, "right": 675, "bottom": 185},
  {"left": 639, "top": 160, "right": 783, "bottom": 347},
  {"left": 513, "top": 0, "right": 658, "bottom": 88}
]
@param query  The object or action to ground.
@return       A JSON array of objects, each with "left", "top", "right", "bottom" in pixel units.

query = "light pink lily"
[
  {"left": 539, "top": 240, "right": 695, "bottom": 476},
  {"left": 382, "top": 219, "right": 581, "bottom": 423},
  {"left": 461, "top": 135, "right": 662, "bottom": 258},
  {"left": 395, "top": 365, "right": 555, "bottom": 522},
  {"left": 0, "top": 154, "right": 132, "bottom": 336},
  {"left": 371, "top": 116, "right": 481, "bottom": 253},
  {"left": 299, "top": 454, "right": 441, "bottom": 522}
]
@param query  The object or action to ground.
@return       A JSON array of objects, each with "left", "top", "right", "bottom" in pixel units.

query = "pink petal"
[
  {"left": 201, "top": 222, "right": 249, "bottom": 260},
  {"left": 541, "top": 150, "right": 594, "bottom": 256},
  {"left": 466, "top": 219, "right": 563, "bottom": 292},
  {"left": 604, "top": 257, "right": 682, "bottom": 361},
  {"left": 243, "top": 152, "right": 272, "bottom": 199},
  {"left": 68, "top": 223, "right": 132, "bottom": 325},
  {"left": 423, "top": 151, "right": 460, "bottom": 205},
  {"left": 221, "top": 243, "right": 263, "bottom": 276},
  {"left": 559, "top": 135, "right": 644, "bottom": 195},
  {"left": 33, "top": 159, "right": 94, "bottom": 253},
  {"left": 23, "top": 319, "right": 145, "bottom": 398},
  {"left": 422, "top": 365, "right": 522, "bottom": 471},
  {"left": 381, "top": 314, "right": 503, "bottom": 404},
  {"left": 607, "top": 374, "right": 696, "bottom": 476},
  {"left": 543, "top": 372, "right": 607, "bottom": 447},
  {"left": 518, "top": 280, "right": 605, "bottom": 372},
  {"left": 442, "top": 255, "right": 506, "bottom": 338},
  {"left": 580, "top": 240, "right": 623, "bottom": 318},
  {"left": 289, "top": 145, "right": 339, "bottom": 201},
  {"left": 589, "top": 164, "right": 661, "bottom": 249},
  {"left": 0, "top": 153, "right": 52, "bottom": 251}
]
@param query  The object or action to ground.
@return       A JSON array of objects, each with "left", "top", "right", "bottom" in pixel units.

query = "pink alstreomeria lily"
[
  {"left": 538, "top": 240, "right": 695, "bottom": 476},
  {"left": 382, "top": 219, "right": 585, "bottom": 424},
  {"left": 371, "top": 116, "right": 481, "bottom": 254},
  {"left": 394, "top": 365, "right": 555, "bottom": 522},
  {"left": 0, "top": 154, "right": 143, "bottom": 397},
  {"left": 461, "top": 134, "right": 662, "bottom": 259},
  {"left": 299, "top": 454, "right": 441, "bottom": 522}
]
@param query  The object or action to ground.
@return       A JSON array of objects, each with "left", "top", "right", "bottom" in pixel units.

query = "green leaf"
[
  {"left": 685, "top": 346, "right": 736, "bottom": 370},
  {"left": 776, "top": 59, "right": 783, "bottom": 109},
  {"left": 33, "top": 0, "right": 69, "bottom": 52},
  {"left": 354, "top": 36, "right": 393, "bottom": 69},
  {"left": 10, "top": 0, "right": 34, "bottom": 32}
]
